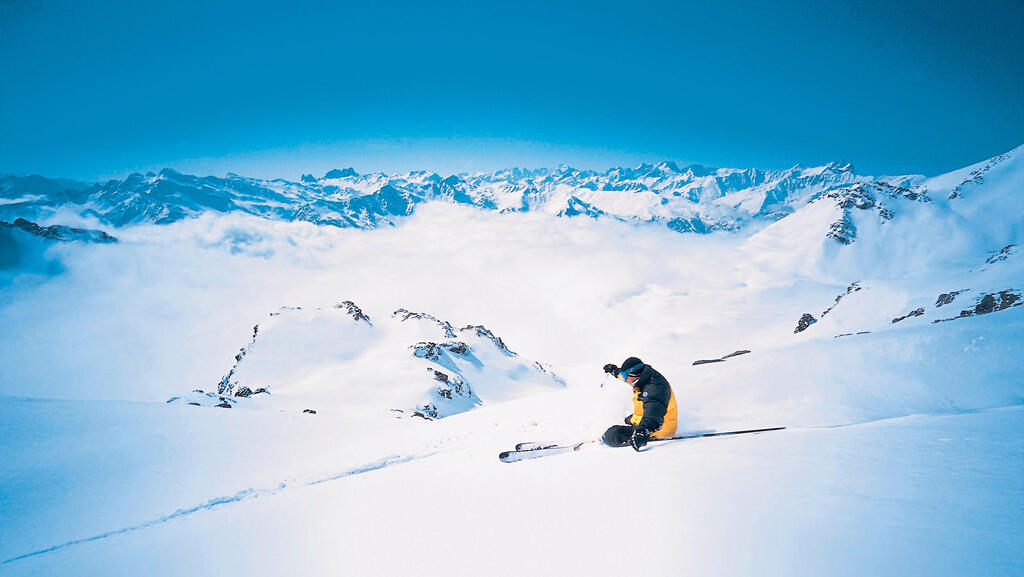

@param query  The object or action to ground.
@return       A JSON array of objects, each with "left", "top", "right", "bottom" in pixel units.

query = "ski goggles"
[{"left": 617, "top": 367, "right": 641, "bottom": 381}]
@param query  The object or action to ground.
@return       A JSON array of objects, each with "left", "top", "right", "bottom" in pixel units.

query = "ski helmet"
[{"left": 619, "top": 357, "right": 645, "bottom": 378}]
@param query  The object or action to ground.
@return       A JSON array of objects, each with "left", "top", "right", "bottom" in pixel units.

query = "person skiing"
[{"left": 602, "top": 356, "right": 678, "bottom": 451}]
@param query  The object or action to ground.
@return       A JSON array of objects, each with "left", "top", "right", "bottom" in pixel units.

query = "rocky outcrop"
[
  {"left": 1, "top": 218, "right": 117, "bottom": 243},
  {"left": 948, "top": 152, "right": 1010, "bottom": 199},
  {"left": 794, "top": 313, "right": 817, "bottom": 333},
  {"left": 459, "top": 325, "right": 515, "bottom": 356},
  {"left": 935, "top": 290, "right": 965, "bottom": 307},
  {"left": 393, "top": 308, "right": 457, "bottom": 338},
  {"left": 217, "top": 323, "right": 262, "bottom": 396},
  {"left": 934, "top": 290, "right": 1022, "bottom": 323},
  {"left": 335, "top": 300, "right": 372, "bottom": 324},
  {"left": 822, "top": 282, "right": 862, "bottom": 316},
  {"left": 985, "top": 244, "right": 1017, "bottom": 264},
  {"left": 814, "top": 182, "right": 929, "bottom": 245},
  {"left": 427, "top": 367, "right": 472, "bottom": 400},
  {"left": 826, "top": 213, "right": 857, "bottom": 245},
  {"left": 167, "top": 389, "right": 243, "bottom": 408},
  {"left": 891, "top": 308, "right": 925, "bottom": 323},
  {"left": 412, "top": 341, "right": 469, "bottom": 361}
]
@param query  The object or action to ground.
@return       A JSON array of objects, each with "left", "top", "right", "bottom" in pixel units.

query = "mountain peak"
[{"left": 323, "top": 168, "right": 359, "bottom": 179}]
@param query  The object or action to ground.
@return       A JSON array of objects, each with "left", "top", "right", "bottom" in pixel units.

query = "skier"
[{"left": 602, "top": 357, "right": 678, "bottom": 451}]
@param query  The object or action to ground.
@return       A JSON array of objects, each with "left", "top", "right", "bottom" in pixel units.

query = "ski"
[
  {"left": 499, "top": 426, "right": 785, "bottom": 463},
  {"left": 514, "top": 441, "right": 559, "bottom": 451},
  {"left": 499, "top": 441, "right": 593, "bottom": 463}
]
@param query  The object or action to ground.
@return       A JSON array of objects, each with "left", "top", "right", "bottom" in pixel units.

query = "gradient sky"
[{"left": 1, "top": 0, "right": 1022, "bottom": 181}]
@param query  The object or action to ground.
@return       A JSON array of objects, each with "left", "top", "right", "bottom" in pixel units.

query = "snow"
[
  {"left": 2, "top": 399, "right": 1021, "bottom": 576},
  {"left": 1, "top": 146, "right": 1023, "bottom": 575}
]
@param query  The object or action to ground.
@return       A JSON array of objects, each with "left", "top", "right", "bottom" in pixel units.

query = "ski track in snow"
[{"left": 0, "top": 453, "right": 422, "bottom": 566}]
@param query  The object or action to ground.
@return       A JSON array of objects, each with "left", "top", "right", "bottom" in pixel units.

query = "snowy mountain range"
[
  {"left": 0, "top": 157, "right": 879, "bottom": 231},
  {"left": 3, "top": 146, "right": 1020, "bottom": 251}
]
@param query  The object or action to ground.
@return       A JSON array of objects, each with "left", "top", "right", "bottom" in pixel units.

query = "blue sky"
[{"left": 1, "top": 0, "right": 1021, "bottom": 181}]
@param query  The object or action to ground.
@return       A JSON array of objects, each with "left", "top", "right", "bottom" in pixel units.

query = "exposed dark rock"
[
  {"left": 215, "top": 401, "right": 232, "bottom": 408},
  {"left": 303, "top": 409, "right": 316, "bottom": 414},
  {"left": 445, "top": 341, "right": 469, "bottom": 355},
  {"left": 427, "top": 368, "right": 472, "bottom": 400},
  {"left": 393, "top": 308, "right": 457, "bottom": 338},
  {"left": 188, "top": 402, "right": 201, "bottom": 406},
  {"left": 822, "top": 282, "right": 861, "bottom": 316},
  {"left": 892, "top": 307, "right": 925, "bottom": 324},
  {"left": 412, "top": 341, "right": 470, "bottom": 361},
  {"left": 986, "top": 244, "right": 1017, "bottom": 264},
  {"left": 721, "top": 350, "right": 751, "bottom": 359},
  {"left": 948, "top": 152, "right": 1009, "bottom": 199},
  {"left": 999, "top": 290, "right": 1021, "bottom": 309},
  {"left": 975, "top": 294, "right": 997, "bottom": 315},
  {"left": 667, "top": 217, "right": 710, "bottom": 234},
  {"left": 218, "top": 317, "right": 266, "bottom": 395},
  {"left": 460, "top": 325, "right": 516, "bottom": 356},
  {"left": 933, "top": 290, "right": 1021, "bottom": 323},
  {"left": 826, "top": 213, "right": 856, "bottom": 245},
  {"left": 335, "top": 300, "right": 372, "bottom": 324},
  {"left": 558, "top": 195, "right": 605, "bottom": 218},
  {"left": 268, "top": 306, "right": 302, "bottom": 317},
  {"left": 412, "top": 404, "right": 438, "bottom": 420},
  {"left": 794, "top": 313, "right": 817, "bottom": 333},
  {"left": 935, "top": 290, "right": 965, "bottom": 307},
  {"left": 1, "top": 218, "right": 118, "bottom": 243},
  {"left": 235, "top": 386, "right": 253, "bottom": 398},
  {"left": 814, "top": 182, "right": 930, "bottom": 246},
  {"left": 166, "top": 396, "right": 180, "bottom": 403}
]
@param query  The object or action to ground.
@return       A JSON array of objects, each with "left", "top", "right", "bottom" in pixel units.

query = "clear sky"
[{"left": 1, "top": 0, "right": 1022, "bottom": 182}]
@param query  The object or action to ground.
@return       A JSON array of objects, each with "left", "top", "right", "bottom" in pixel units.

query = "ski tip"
[{"left": 498, "top": 451, "right": 515, "bottom": 462}]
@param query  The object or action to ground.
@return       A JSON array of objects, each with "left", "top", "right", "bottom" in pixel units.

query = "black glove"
[
  {"left": 624, "top": 414, "right": 635, "bottom": 425},
  {"left": 631, "top": 428, "right": 650, "bottom": 451},
  {"left": 603, "top": 363, "right": 619, "bottom": 375}
]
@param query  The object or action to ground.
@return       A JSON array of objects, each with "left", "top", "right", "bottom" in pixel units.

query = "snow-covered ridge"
[
  {"left": 168, "top": 301, "right": 565, "bottom": 419},
  {"left": 1, "top": 218, "right": 117, "bottom": 244}
]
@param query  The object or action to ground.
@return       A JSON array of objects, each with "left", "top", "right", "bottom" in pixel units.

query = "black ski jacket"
[{"left": 629, "top": 364, "right": 676, "bottom": 434}]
